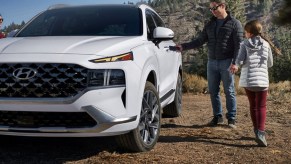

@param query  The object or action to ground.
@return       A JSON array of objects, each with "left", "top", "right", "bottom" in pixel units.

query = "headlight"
[
  {"left": 88, "top": 69, "right": 106, "bottom": 86},
  {"left": 89, "top": 52, "right": 133, "bottom": 63},
  {"left": 88, "top": 69, "right": 125, "bottom": 87}
]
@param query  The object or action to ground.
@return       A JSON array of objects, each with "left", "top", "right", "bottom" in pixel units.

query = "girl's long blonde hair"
[{"left": 244, "top": 20, "right": 281, "bottom": 56}]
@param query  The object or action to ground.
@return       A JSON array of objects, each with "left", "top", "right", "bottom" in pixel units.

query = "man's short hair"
[{"left": 210, "top": 0, "right": 226, "bottom": 3}]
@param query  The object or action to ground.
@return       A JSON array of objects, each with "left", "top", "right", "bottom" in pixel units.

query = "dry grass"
[
  {"left": 268, "top": 81, "right": 291, "bottom": 103},
  {"left": 234, "top": 75, "right": 245, "bottom": 95},
  {"left": 182, "top": 73, "right": 291, "bottom": 103},
  {"left": 269, "top": 80, "right": 290, "bottom": 93},
  {"left": 183, "top": 73, "right": 244, "bottom": 95},
  {"left": 182, "top": 72, "right": 207, "bottom": 93}
]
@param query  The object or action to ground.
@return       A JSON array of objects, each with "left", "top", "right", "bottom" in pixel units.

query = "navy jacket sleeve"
[
  {"left": 232, "top": 19, "right": 244, "bottom": 65},
  {"left": 181, "top": 26, "right": 208, "bottom": 51}
]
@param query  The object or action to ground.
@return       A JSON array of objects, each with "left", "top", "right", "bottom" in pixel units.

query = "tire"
[
  {"left": 116, "top": 81, "right": 161, "bottom": 152},
  {"left": 163, "top": 73, "right": 182, "bottom": 117}
]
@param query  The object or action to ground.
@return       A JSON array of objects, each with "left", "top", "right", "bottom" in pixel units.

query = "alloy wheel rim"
[{"left": 139, "top": 90, "right": 160, "bottom": 145}]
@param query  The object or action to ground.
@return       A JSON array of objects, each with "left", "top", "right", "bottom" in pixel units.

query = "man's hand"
[
  {"left": 176, "top": 45, "right": 183, "bottom": 52},
  {"left": 230, "top": 64, "right": 238, "bottom": 74},
  {"left": 168, "top": 45, "right": 183, "bottom": 52}
]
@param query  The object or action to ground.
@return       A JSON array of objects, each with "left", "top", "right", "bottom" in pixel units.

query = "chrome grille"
[{"left": 0, "top": 63, "right": 88, "bottom": 98}]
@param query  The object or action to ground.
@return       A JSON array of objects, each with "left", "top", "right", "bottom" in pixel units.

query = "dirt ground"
[{"left": 0, "top": 94, "right": 290, "bottom": 164}]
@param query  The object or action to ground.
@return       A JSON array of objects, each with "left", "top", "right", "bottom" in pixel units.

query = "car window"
[
  {"left": 150, "top": 11, "right": 165, "bottom": 27},
  {"left": 146, "top": 11, "right": 156, "bottom": 40},
  {"left": 17, "top": 6, "right": 142, "bottom": 37}
]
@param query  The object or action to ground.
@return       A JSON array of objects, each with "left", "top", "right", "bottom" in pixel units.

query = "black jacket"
[{"left": 182, "top": 12, "right": 243, "bottom": 64}]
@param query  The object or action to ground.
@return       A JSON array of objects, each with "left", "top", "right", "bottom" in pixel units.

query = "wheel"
[
  {"left": 116, "top": 81, "right": 161, "bottom": 152},
  {"left": 163, "top": 73, "right": 182, "bottom": 117}
]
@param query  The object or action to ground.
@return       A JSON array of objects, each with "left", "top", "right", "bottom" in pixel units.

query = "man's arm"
[
  {"left": 180, "top": 26, "right": 208, "bottom": 51},
  {"left": 230, "top": 19, "right": 243, "bottom": 74},
  {"left": 231, "top": 19, "right": 244, "bottom": 65}
]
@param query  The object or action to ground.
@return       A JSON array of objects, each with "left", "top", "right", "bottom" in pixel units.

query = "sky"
[{"left": 0, "top": 0, "right": 142, "bottom": 28}]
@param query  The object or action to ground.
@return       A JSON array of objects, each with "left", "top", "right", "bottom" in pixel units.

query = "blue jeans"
[{"left": 207, "top": 58, "right": 236, "bottom": 120}]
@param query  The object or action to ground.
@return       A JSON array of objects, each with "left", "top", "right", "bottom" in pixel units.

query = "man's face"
[{"left": 209, "top": 2, "right": 225, "bottom": 18}]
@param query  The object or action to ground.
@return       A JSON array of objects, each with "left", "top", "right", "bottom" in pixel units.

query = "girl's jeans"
[{"left": 245, "top": 89, "right": 268, "bottom": 131}]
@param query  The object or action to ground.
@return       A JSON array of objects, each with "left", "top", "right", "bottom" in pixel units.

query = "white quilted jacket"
[{"left": 235, "top": 36, "right": 273, "bottom": 88}]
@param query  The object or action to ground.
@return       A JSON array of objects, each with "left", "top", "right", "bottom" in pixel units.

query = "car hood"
[{"left": 0, "top": 36, "right": 143, "bottom": 56}]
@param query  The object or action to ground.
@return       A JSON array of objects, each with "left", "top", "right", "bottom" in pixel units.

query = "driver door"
[{"left": 146, "top": 10, "right": 177, "bottom": 99}]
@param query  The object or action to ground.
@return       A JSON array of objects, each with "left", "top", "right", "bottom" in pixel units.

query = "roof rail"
[
  {"left": 47, "top": 4, "right": 70, "bottom": 10},
  {"left": 136, "top": 2, "right": 149, "bottom": 6}
]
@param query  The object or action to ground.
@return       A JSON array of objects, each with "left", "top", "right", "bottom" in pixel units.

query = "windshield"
[{"left": 17, "top": 5, "right": 142, "bottom": 37}]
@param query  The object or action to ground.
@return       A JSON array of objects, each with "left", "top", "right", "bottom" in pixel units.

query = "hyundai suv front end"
[{"left": 0, "top": 4, "right": 182, "bottom": 152}]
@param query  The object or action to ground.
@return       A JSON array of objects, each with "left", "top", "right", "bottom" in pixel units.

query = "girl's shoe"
[{"left": 255, "top": 130, "right": 268, "bottom": 147}]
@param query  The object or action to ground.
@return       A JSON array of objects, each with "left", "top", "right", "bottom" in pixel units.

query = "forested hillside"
[
  {"left": 149, "top": 0, "right": 291, "bottom": 83},
  {"left": 2, "top": 0, "right": 290, "bottom": 82}
]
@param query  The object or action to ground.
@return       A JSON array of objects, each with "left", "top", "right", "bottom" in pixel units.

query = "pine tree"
[
  {"left": 225, "top": 0, "right": 246, "bottom": 24},
  {"left": 273, "top": 0, "right": 291, "bottom": 26}
]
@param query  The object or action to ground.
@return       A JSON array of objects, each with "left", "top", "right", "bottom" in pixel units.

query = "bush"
[
  {"left": 182, "top": 73, "right": 290, "bottom": 103},
  {"left": 182, "top": 72, "right": 207, "bottom": 93},
  {"left": 268, "top": 81, "right": 291, "bottom": 103},
  {"left": 235, "top": 75, "right": 245, "bottom": 95}
]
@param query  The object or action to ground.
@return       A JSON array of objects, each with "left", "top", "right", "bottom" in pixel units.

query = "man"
[
  {"left": 0, "top": 14, "right": 5, "bottom": 39},
  {"left": 177, "top": 0, "right": 243, "bottom": 128}
]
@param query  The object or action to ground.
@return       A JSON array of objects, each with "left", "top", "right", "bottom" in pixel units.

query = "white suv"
[{"left": 0, "top": 4, "right": 182, "bottom": 152}]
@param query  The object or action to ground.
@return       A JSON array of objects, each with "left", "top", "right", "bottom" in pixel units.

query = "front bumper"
[
  {"left": 0, "top": 87, "right": 139, "bottom": 137},
  {"left": 0, "top": 105, "right": 137, "bottom": 137}
]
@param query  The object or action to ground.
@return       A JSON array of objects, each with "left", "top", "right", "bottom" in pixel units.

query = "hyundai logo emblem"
[{"left": 13, "top": 67, "right": 37, "bottom": 80}]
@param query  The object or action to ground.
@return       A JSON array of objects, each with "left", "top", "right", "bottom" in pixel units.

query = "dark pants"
[{"left": 245, "top": 89, "right": 268, "bottom": 131}]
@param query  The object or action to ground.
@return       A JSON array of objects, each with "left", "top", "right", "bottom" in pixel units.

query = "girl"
[{"left": 235, "top": 20, "right": 280, "bottom": 147}]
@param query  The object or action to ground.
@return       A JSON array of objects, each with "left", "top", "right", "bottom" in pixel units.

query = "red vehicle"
[{"left": 0, "top": 32, "right": 5, "bottom": 39}]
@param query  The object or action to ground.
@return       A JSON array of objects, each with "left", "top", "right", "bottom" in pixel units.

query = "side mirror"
[
  {"left": 153, "top": 27, "right": 174, "bottom": 40},
  {"left": 153, "top": 27, "right": 174, "bottom": 47}
]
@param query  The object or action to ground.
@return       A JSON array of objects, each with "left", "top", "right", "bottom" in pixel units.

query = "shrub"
[
  {"left": 182, "top": 73, "right": 290, "bottom": 103},
  {"left": 234, "top": 75, "right": 245, "bottom": 95},
  {"left": 182, "top": 72, "right": 207, "bottom": 93},
  {"left": 268, "top": 81, "right": 291, "bottom": 103}
]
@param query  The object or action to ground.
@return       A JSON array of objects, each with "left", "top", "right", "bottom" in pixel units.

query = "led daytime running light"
[{"left": 90, "top": 52, "right": 133, "bottom": 63}]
